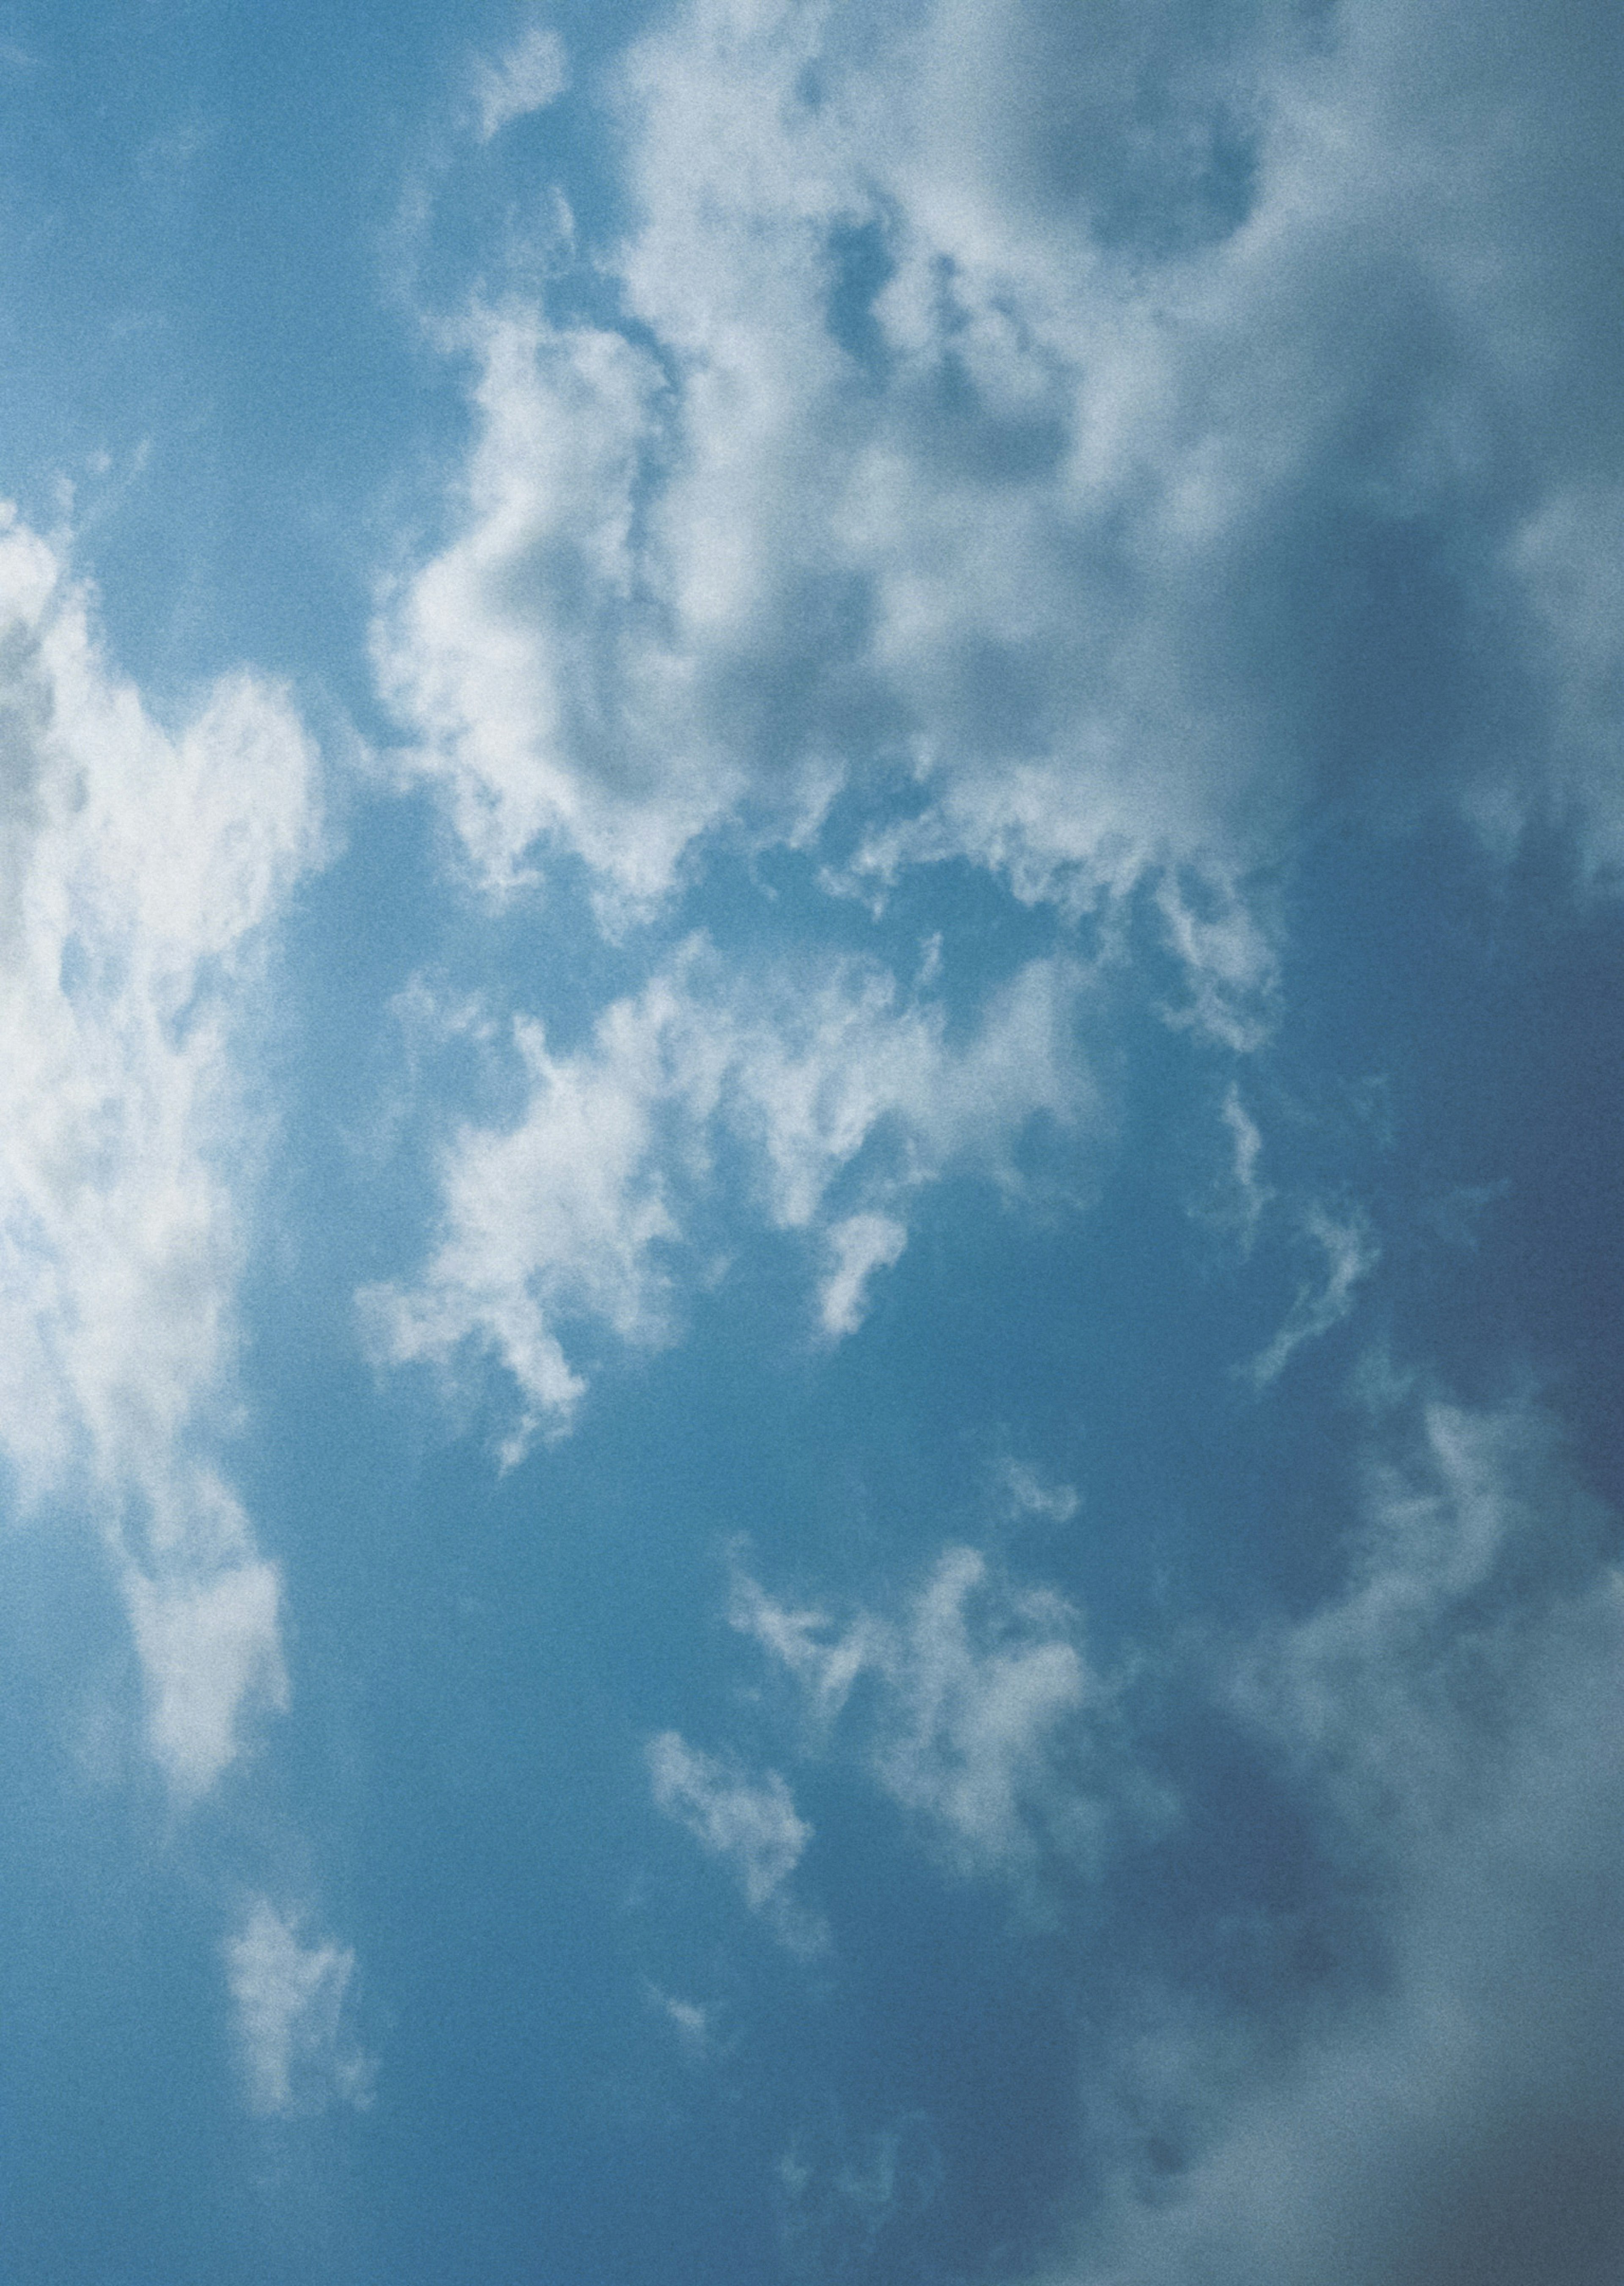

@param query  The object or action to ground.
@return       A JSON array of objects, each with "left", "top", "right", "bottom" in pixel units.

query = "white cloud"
[
  {"left": 1215, "top": 1084, "right": 1270, "bottom": 1255},
  {"left": 0, "top": 507, "right": 321, "bottom": 1793},
  {"left": 646, "top": 1984, "right": 714, "bottom": 2057},
  {"left": 870, "top": 1549, "right": 1104, "bottom": 1875},
  {"left": 817, "top": 1212, "right": 908, "bottom": 1340},
  {"left": 470, "top": 21, "right": 568, "bottom": 143},
  {"left": 647, "top": 1730, "right": 824, "bottom": 1952},
  {"left": 383, "top": 0, "right": 1624, "bottom": 916},
  {"left": 732, "top": 1544, "right": 1160, "bottom": 1888},
  {"left": 225, "top": 1898, "right": 375, "bottom": 2119},
  {"left": 125, "top": 1544, "right": 288, "bottom": 1801},
  {"left": 364, "top": 943, "right": 1090, "bottom": 1455}
]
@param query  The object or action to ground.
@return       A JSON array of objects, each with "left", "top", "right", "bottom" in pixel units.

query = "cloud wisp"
[
  {"left": 469, "top": 21, "right": 568, "bottom": 145},
  {"left": 730, "top": 1543, "right": 1166, "bottom": 1900},
  {"left": 225, "top": 1897, "right": 375, "bottom": 2119},
  {"left": 647, "top": 1730, "right": 826, "bottom": 1955},
  {"left": 364, "top": 943, "right": 1091, "bottom": 1458}
]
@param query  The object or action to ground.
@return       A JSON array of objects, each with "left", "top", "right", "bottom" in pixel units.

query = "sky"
[{"left": 0, "top": 2, "right": 1622, "bottom": 2281}]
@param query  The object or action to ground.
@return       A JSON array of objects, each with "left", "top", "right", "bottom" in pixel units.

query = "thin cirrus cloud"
[
  {"left": 1246, "top": 1203, "right": 1380, "bottom": 1391},
  {"left": 0, "top": 505, "right": 320, "bottom": 1798}
]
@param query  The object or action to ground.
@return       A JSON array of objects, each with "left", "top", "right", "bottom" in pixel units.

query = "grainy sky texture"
[{"left": 1, "top": 4, "right": 1622, "bottom": 2282}]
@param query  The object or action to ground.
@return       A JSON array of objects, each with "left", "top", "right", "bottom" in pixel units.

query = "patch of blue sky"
[{"left": 3, "top": 0, "right": 1624, "bottom": 2282}]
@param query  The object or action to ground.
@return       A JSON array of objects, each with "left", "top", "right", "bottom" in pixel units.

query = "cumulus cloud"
[
  {"left": 382, "top": 0, "right": 1624, "bottom": 917},
  {"left": 225, "top": 1898, "right": 375, "bottom": 2119},
  {"left": 363, "top": 943, "right": 1089, "bottom": 1456},
  {"left": 0, "top": 507, "right": 320, "bottom": 1793},
  {"left": 647, "top": 1730, "right": 824, "bottom": 1952}
]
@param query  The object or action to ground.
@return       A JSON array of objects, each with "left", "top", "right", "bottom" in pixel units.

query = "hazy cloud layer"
[{"left": 1072, "top": 1395, "right": 1624, "bottom": 2285}]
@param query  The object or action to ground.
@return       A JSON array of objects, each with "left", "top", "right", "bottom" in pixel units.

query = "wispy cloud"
[
  {"left": 731, "top": 1544, "right": 1165, "bottom": 1891},
  {"left": 363, "top": 944, "right": 1091, "bottom": 1458},
  {"left": 777, "top": 2111, "right": 943, "bottom": 2285},
  {"left": 469, "top": 21, "right": 568, "bottom": 144},
  {"left": 1071, "top": 1394, "right": 1624, "bottom": 2285},
  {"left": 1247, "top": 1205, "right": 1378, "bottom": 1391},
  {"left": 225, "top": 1898, "right": 375, "bottom": 2119},
  {"left": 999, "top": 1455, "right": 1081, "bottom": 1526},
  {"left": 816, "top": 1212, "right": 908, "bottom": 1340},
  {"left": 647, "top": 1730, "right": 826, "bottom": 1954}
]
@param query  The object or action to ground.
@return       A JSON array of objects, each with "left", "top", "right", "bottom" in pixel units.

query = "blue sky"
[{"left": 1, "top": 2, "right": 1622, "bottom": 2281}]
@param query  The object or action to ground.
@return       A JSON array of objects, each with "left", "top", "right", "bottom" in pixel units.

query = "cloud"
[
  {"left": 999, "top": 1456, "right": 1080, "bottom": 1525},
  {"left": 125, "top": 1538, "right": 288, "bottom": 1800},
  {"left": 816, "top": 1212, "right": 908, "bottom": 1341},
  {"left": 1247, "top": 1203, "right": 1378, "bottom": 1390},
  {"left": 645, "top": 1983, "right": 715, "bottom": 2058},
  {"left": 647, "top": 1730, "right": 825, "bottom": 1952},
  {"left": 382, "top": 0, "right": 1624, "bottom": 920},
  {"left": 470, "top": 21, "right": 568, "bottom": 143},
  {"left": 777, "top": 2110, "right": 944, "bottom": 2285},
  {"left": 732, "top": 1545, "right": 1162, "bottom": 1890},
  {"left": 363, "top": 943, "right": 1090, "bottom": 1456},
  {"left": 1064, "top": 1394, "right": 1624, "bottom": 2285},
  {"left": 1215, "top": 1084, "right": 1270, "bottom": 1254},
  {"left": 0, "top": 507, "right": 321, "bottom": 1793},
  {"left": 225, "top": 1898, "right": 375, "bottom": 2119}
]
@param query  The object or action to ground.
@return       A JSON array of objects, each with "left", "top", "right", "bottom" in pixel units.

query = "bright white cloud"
[
  {"left": 225, "top": 1898, "right": 374, "bottom": 2119},
  {"left": 817, "top": 1212, "right": 908, "bottom": 1340},
  {"left": 125, "top": 1544, "right": 288, "bottom": 1801},
  {"left": 364, "top": 943, "right": 1090, "bottom": 1455},
  {"left": 0, "top": 507, "right": 321, "bottom": 1794}
]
